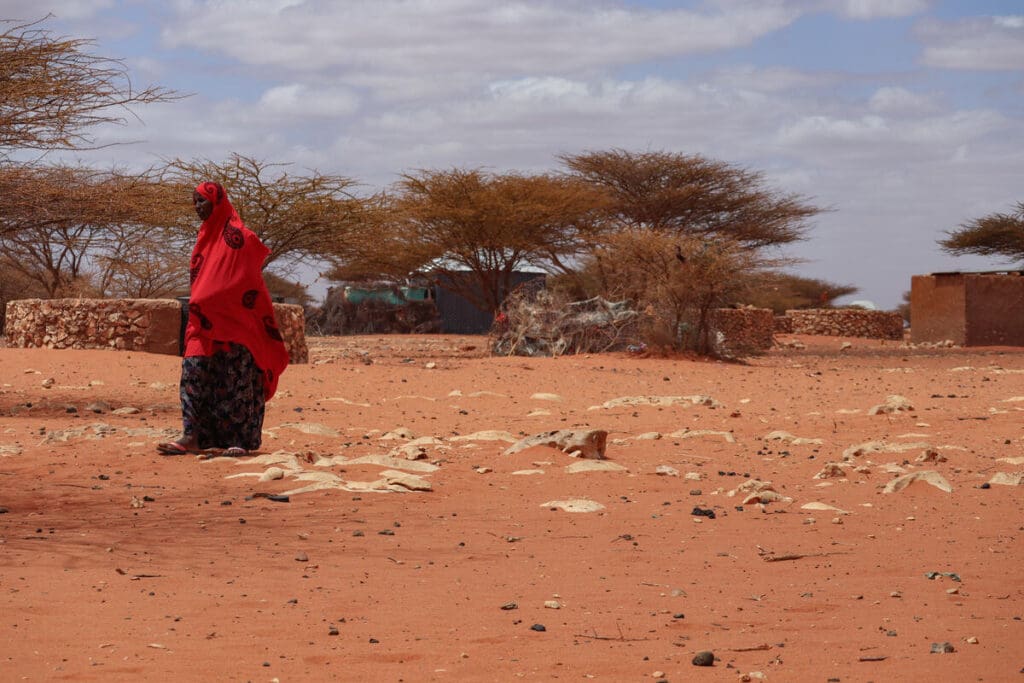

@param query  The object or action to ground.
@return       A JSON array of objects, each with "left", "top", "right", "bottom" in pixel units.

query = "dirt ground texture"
[{"left": 1, "top": 334, "right": 1022, "bottom": 682}]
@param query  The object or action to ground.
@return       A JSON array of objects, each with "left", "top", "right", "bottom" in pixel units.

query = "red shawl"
[{"left": 184, "top": 181, "right": 289, "bottom": 400}]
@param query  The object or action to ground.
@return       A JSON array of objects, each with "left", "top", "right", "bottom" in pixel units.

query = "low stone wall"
[
  {"left": 784, "top": 308, "right": 904, "bottom": 340},
  {"left": 712, "top": 307, "right": 775, "bottom": 355},
  {"left": 4, "top": 298, "right": 308, "bottom": 363}
]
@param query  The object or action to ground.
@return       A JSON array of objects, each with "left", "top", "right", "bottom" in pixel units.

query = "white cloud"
[
  {"left": 0, "top": 0, "right": 115, "bottom": 21},
  {"left": 258, "top": 83, "right": 361, "bottom": 118},
  {"left": 831, "top": 0, "right": 930, "bottom": 20},
  {"left": 161, "top": 0, "right": 800, "bottom": 98},
  {"left": 917, "top": 16, "right": 1024, "bottom": 70},
  {"left": 868, "top": 86, "right": 939, "bottom": 115}
]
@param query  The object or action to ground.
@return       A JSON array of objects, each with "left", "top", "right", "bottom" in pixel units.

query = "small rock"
[
  {"left": 692, "top": 650, "right": 715, "bottom": 666},
  {"left": 328, "top": 626, "right": 339, "bottom": 636},
  {"left": 966, "top": 636, "right": 978, "bottom": 644},
  {"left": 295, "top": 552, "right": 309, "bottom": 562},
  {"left": 530, "top": 623, "right": 546, "bottom": 632},
  {"left": 500, "top": 602, "right": 518, "bottom": 611},
  {"left": 930, "top": 641, "right": 955, "bottom": 654},
  {"left": 543, "top": 600, "right": 561, "bottom": 609}
]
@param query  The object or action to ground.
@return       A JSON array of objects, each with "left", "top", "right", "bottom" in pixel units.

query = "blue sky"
[{"left": 3, "top": 0, "right": 1023, "bottom": 307}]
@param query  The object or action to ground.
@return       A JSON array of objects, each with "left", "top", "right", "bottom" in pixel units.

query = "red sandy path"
[{"left": 0, "top": 335, "right": 1022, "bottom": 681}]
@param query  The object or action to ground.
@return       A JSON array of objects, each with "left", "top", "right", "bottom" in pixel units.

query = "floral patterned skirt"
[{"left": 180, "top": 342, "right": 265, "bottom": 450}]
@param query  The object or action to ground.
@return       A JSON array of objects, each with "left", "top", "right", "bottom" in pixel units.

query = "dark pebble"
[
  {"left": 500, "top": 602, "right": 518, "bottom": 610},
  {"left": 352, "top": 530, "right": 365, "bottom": 537},
  {"left": 673, "top": 613, "right": 685, "bottom": 619},
  {"left": 221, "top": 500, "right": 232, "bottom": 505},
  {"left": 930, "top": 641, "right": 955, "bottom": 654},
  {"left": 65, "top": 406, "right": 77, "bottom": 414},
  {"left": 980, "top": 482, "right": 991, "bottom": 489},
  {"left": 98, "top": 474, "right": 109, "bottom": 480},
  {"left": 0, "top": 508, "right": 8, "bottom": 514},
  {"left": 378, "top": 529, "right": 395, "bottom": 536},
  {"left": 692, "top": 650, "right": 714, "bottom": 666},
  {"left": 691, "top": 506, "right": 716, "bottom": 519},
  {"left": 328, "top": 626, "right": 339, "bottom": 636},
  {"left": 530, "top": 623, "right": 546, "bottom": 632},
  {"left": 369, "top": 638, "right": 379, "bottom": 643}
]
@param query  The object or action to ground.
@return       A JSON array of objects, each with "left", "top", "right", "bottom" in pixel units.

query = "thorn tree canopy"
[
  {"left": 0, "top": 16, "right": 180, "bottom": 159},
  {"left": 939, "top": 202, "right": 1024, "bottom": 264},
  {"left": 0, "top": 164, "right": 192, "bottom": 297},
  {"left": 363, "top": 168, "right": 607, "bottom": 315},
  {"left": 160, "top": 153, "right": 369, "bottom": 272},
  {"left": 559, "top": 149, "right": 821, "bottom": 248}
]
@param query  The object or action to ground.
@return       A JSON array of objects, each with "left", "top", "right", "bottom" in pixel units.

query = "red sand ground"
[{"left": 1, "top": 334, "right": 1022, "bottom": 682}]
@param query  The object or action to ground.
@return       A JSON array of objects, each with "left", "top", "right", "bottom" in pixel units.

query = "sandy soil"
[{"left": 1, "top": 334, "right": 1022, "bottom": 682}]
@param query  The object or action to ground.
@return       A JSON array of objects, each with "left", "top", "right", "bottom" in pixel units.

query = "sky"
[{"left": 3, "top": 0, "right": 1023, "bottom": 308}]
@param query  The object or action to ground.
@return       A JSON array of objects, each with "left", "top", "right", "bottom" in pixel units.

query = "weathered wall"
[
  {"left": 785, "top": 308, "right": 904, "bottom": 340},
  {"left": 911, "top": 273, "right": 1024, "bottom": 347},
  {"left": 4, "top": 298, "right": 308, "bottom": 363},
  {"left": 712, "top": 307, "right": 775, "bottom": 355},
  {"left": 964, "top": 274, "right": 1024, "bottom": 346},
  {"left": 910, "top": 274, "right": 967, "bottom": 345}
]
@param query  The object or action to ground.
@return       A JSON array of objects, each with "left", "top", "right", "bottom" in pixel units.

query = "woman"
[{"left": 157, "top": 181, "right": 289, "bottom": 456}]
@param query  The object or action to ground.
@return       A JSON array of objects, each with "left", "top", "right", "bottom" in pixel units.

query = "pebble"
[
  {"left": 328, "top": 626, "right": 339, "bottom": 636},
  {"left": 692, "top": 650, "right": 714, "bottom": 666},
  {"left": 295, "top": 553, "right": 309, "bottom": 562},
  {"left": 530, "top": 624, "right": 546, "bottom": 632},
  {"left": 500, "top": 602, "right": 518, "bottom": 611},
  {"left": 543, "top": 600, "right": 561, "bottom": 609},
  {"left": 930, "top": 641, "right": 955, "bottom": 654}
]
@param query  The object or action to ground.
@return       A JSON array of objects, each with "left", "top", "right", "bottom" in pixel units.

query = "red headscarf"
[{"left": 184, "top": 181, "right": 289, "bottom": 400}]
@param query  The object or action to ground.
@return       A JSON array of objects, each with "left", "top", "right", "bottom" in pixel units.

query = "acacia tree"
[
  {"left": 0, "top": 165, "right": 192, "bottom": 297},
  {"left": 354, "top": 168, "right": 606, "bottom": 314},
  {"left": 940, "top": 202, "right": 1024, "bottom": 263},
  {"left": 0, "top": 17, "right": 178, "bottom": 159},
  {"left": 159, "top": 154, "right": 369, "bottom": 274},
  {"left": 582, "top": 231, "right": 768, "bottom": 355},
  {"left": 560, "top": 149, "right": 820, "bottom": 248},
  {"left": 743, "top": 271, "right": 858, "bottom": 313}
]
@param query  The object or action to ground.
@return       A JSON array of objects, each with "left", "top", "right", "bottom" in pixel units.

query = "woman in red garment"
[{"left": 157, "top": 181, "right": 289, "bottom": 456}]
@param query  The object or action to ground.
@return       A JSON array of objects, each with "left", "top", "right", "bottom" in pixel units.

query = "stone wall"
[
  {"left": 4, "top": 298, "right": 308, "bottom": 363},
  {"left": 711, "top": 307, "right": 775, "bottom": 355},
  {"left": 784, "top": 308, "right": 904, "bottom": 340}
]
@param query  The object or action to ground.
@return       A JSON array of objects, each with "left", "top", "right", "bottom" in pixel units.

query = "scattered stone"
[
  {"left": 930, "top": 641, "right": 955, "bottom": 654},
  {"left": 590, "top": 395, "right": 722, "bottom": 410},
  {"left": 916, "top": 448, "right": 947, "bottom": 463},
  {"left": 258, "top": 467, "right": 286, "bottom": 482},
  {"left": 542, "top": 499, "right": 605, "bottom": 513},
  {"left": 543, "top": 600, "right": 561, "bottom": 609},
  {"left": 655, "top": 465, "right": 679, "bottom": 477},
  {"left": 504, "top": 429, "right": 608, "bottom": 459},
  {"left": 988, "top": 472, "right": 1024, "bottom": 486},
  {"left": 868, "top": 395, "right": 914, "bottom": 415},
  {"left": 924, "top": 571, "right": 961, "bottom": 582},
  {"left": 691, "top": 507, "right": 716, "bottom": 520},
  {"left": 379, "top": 470, "right": 432, "bottom": 492},
  {"left": 530, "top": 623, "right": 546, "bottom": 632},
  {"left": 668, "top": 428, "right": 736, "bottom": 443},
  {"left": 813, "top": 463, "right": 846, "bottom": 479},
  {"left": 692, "top": 650, "right": 715, "bottom": 666},
  {"left": 84, "top": 401, "right": 111, "bottom": 414},
  {"left": 634, "top": 431, "right": 662, "bottom": 440},
  {"left": 295, "top": 553, "right": 309, "bottom": 562},
  {"left": 328, "top": 626, "right": 339, "bottom": 636},
  {"left": 450, "top": 430, "right": 517, "bottom": 443},
  {"left": 883, "top": 471, "right": 952, "bottom": 494},
  {"left": 565, "top": 460, "right": 627, "bottom": 474},
  {"left": 112, "top": 406, "right": 141, "bottom": 415},
  {"left": 530, "top": 393, "right": 563, "bottom": 402},
  {"left": 801, "top": 502, "right": 850, "bottom": 515},
  {"left": 966, "top": 636, "right": 978, "bottom": 644},
  {"left": 500, "top": 602, "right": 518, "bottom": 611},
  {"left": 764, "top": 430, "right": 823, "bottom": 445}
]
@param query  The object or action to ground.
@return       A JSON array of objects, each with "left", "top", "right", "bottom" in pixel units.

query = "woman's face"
[{"left": 193, "top": 191, "right": 214, "bottom": 221}]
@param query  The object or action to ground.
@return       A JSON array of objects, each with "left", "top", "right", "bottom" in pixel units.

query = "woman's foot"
[{"left": 156, "top": 439, "right": 198, "bottom": 456}]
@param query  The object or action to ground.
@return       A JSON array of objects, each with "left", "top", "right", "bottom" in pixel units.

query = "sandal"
[
  {"left": 157, "top": 441, "right": 194, "bottom": 456},
  {"left": 223, "top": 446, "right": 248, "bottom": 457}
]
